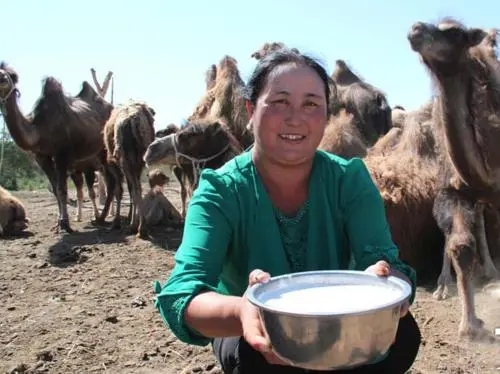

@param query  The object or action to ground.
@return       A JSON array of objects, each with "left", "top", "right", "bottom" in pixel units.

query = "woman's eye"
[{"left": 304, "top": 101, "right": 319, "bottom": 108}]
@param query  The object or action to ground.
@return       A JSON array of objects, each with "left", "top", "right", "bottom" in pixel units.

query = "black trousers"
[{"left": 212, "top": 312, "right": 421, "bottom": 374}]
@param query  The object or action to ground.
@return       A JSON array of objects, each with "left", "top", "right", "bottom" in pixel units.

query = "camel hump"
[
  {"left": 332, "top": 60, "right": 361, "bottom": 86},
  {"left": 42, "top": 77, "right": 64, "bottom": 96},
  {"left": 77, "top": 81, "right": 99, "bottom": 99}
]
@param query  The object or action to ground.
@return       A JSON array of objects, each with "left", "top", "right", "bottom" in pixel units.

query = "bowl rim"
[{"left": 246, "top": 270, "right": 411, "bottom": 318}]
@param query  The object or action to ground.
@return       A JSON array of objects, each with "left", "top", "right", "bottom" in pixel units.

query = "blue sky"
[{"left": 2, "top": 0, "right": 499, "bottom": 130}]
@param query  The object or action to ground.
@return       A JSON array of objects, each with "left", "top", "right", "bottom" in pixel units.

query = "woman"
[{"left": 153, "top": 49, "right": 421, "bottom": 373}]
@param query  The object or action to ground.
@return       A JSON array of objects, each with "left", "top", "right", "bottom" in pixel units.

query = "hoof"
[
  {"left": 52, "top": 219, "right": 74, "bottom": 234},
  {"left": 432, "top": 285, "right": 449, "bottom": 301},
  {"left": 459, "top": 317, "right": 486, "bottom": 340}
]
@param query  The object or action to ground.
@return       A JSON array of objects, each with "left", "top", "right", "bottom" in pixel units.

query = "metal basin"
[{"left": 246, "top": 270, "right": 411, "bottom": 370}]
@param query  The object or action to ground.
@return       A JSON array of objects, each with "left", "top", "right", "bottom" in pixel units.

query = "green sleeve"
[
  {"left": 340, "top": 158, "right": 417, "bottom": 305},
  {"left": 153, "top": 169, "right": 237, "bottom": 346}
]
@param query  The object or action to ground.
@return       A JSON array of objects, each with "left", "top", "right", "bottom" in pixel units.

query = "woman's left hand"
[{"left": 365, "top": 260, "right": 409, "bottom": 318}]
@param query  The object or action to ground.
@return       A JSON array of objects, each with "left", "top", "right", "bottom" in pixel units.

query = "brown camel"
[
  {"left": 155, "top": 123, "right": 179, "bottom": 138},
  {"left": 99, "top": 100, "right": 156, "bottom": 237},
  {"left": 317, "top": 108, "right": 368, "bottom": 158},
  {"left": 360, "top": 95, "right": 444, "bottom": 281},
  {"left": 0, "top": 184, "right": 29, "bottom": 237},
  {"left": 330, "top": 60, "right": 392, "bottom": 146},
  {"left": 408, "top": 18, "right": 500, "bottom": 338},
  {"left": 250, "top": 42, "right": 300, "bottom": 60},
  {"left": 370, "top": 99, "right": 435, "bottom": 156},
  {"left": 144, "top": 119, "right": 243, "bottom": 218},
  {"left": 188, "top": 56, "right": 253, "bottom": 150},
  {"left": 0, "top": 62, "right": 113, "bottom": 233},
  {"left": 138, "top": 169, "right": 182, "bottom": 238}
]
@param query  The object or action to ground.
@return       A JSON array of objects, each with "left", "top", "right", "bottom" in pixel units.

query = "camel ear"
[{"left": 466, "top": 28, "right": 487, "bottom": 48}]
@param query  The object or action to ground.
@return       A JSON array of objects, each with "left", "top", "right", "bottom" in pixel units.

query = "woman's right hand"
[{"left": 239, "top": 269, "right": 289, "bottom": 366}]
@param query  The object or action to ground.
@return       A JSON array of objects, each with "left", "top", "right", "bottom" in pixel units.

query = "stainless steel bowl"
[{"left": 246, "top": 270, "right": 411, "bottom": 371}]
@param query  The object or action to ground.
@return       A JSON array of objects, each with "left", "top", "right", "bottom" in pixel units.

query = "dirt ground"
[{"left": 1, "top": 178, "right": 500, "bottom": 374}]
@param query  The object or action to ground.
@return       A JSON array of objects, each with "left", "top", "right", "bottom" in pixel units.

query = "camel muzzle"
[{"left": 143, "top": 134, "right": 177, "bottom": 167}]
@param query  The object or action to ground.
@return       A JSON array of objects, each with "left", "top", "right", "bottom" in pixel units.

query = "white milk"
[{"left": 261, "top": 284, "right": 402, "bottom": 314}]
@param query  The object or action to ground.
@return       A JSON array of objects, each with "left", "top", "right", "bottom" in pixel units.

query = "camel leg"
[
  {"left": 476, "top": 205, "right": 500, "bottom": 280},
  {"left": 433, "top": 244, "right": 453, "bottom": 300},
  {"left": 133, "top": 172, "right": 146, "bottom": 238},
  {"left": 84, "top": 169, "right": 100, "bottom": 221},
  {"left": 54, "top": 154, "right": 73, "bottom": 233},
  {"left": 96, "top": 165, "right": 116, "bottom": 224},
  {"left": 434, "top": 189, "right": 485, "bottom": 338},
  {"left": 173, "top": 166, "right": 187, "bottom": 218},
  {"left": 34, "top": 155, "right": 68, "bottom": 232},
  {"left": 70, "top": 172, "right": 84, "bottom": 222},
  {"left": 111, "top": 165, "right": 124, "bottom": 229},
  {"left": 97, "top": 172, "right": 107, "bottom": 206},
  {"left": 448, "top": 207, "right": 484, "bottom": 338}
]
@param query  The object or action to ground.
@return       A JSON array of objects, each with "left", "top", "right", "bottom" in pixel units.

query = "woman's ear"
[{"left": 245, "top": 100, "right": 255, "bottom": 119}]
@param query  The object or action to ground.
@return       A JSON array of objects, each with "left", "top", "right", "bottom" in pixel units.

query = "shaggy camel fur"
[
  {"left": 99, "top": 100, "right": 156, "bottom": 237},
  {"left": 0, "top": 185, "right": 29, "bottom": 237},
  {"left": 391, "top": 106, "right": 407, "bottom": 128},
  {"left": 318, "top": 108, "right": 368, "bottom": 158},
  {"left": 144, "top": 119, "right": 244, "bottom": 218},
  {"left": 0, "top": 62, "right": 113, "bottom": 233},
  {"left": 408, "top": 18, "right": 500, "bottom": 338},
  {"left": 360, "top": 96, "right": 444, "bottom": 280},
  {"left": 138, "top": 169, "right": 182, "bottom": 238},
  {"left": 188, "top": 56, "right": 253, "bottom": 149},
  {"left": 369, "top": 100, "right": 435, "bottom": 156}
]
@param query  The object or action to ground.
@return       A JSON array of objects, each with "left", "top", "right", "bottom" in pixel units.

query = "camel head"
[
  {"left": 155, "top": 123, "right": 179, "bottom": 138},
  {"left": 408, "top": 18, "right": 489, "bottom": 64},
  {"left": 0, "top": 62, "right": 19, "bottom": 103},
  {"left": 148, "top": 169, "right": 169, "bottom": 189},
  {"left": 144, "top": 120, "right": 232, "bottom": 167}
]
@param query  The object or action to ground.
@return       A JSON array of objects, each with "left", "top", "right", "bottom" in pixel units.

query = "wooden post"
[
  {"left": 90, "top": 68, "right": 113, "bottom": 98},
  {"left": 90, "top": 68, "right": 114, "bottom": 206}
]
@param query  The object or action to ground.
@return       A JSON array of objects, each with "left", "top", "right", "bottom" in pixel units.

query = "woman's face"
[{"left": 247, "top": 63, "right": 328, "bottom": 166}]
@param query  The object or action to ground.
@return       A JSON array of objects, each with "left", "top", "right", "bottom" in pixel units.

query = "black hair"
[{"left": 244, "top": 49, "right": 331, "bottom": 114}]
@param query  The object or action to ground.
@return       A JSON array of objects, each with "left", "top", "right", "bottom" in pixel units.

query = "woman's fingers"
[
  {"left": 248, "top": 269, "right": 271, "bottom": 286},
  {"left": 365, "top": 260, "right": 390, "bottom": 276}
]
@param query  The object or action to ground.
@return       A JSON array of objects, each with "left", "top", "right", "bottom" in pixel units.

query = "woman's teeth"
[{"left": 279, "top": 134, "right": 305, "bottom": 140}]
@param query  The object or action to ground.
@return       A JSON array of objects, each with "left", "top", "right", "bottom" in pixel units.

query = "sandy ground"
[{"left": 1, "top": 179, "right": 500, "bottom": 374}]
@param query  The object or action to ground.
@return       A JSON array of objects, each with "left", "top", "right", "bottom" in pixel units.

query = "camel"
[
  {"left": 408, "top": 18, "right": 500, "bottom": 338},
  {"left": 155, "top": 123, "right": 179, "bottom": 138},
  {"left": 0, "top": 184, "right": 29, "bottom": 237},
  {"left": 369, "top": 100, "right": 435, "bottom": 156},
  {"left": 330, "top": 60, "right": 392, "bottom": 146},
  {"left": 98, "top": 100, "right": 156, "bottom": 237},
  {"left": 138, "top": 169, "right": 182, "bottom": 238},
  {"left": 318, "top": 108, "right": 368, "bottom": 158},
  {"left": 144, "top": 119, "right": 244, "bottom": 217},
  {"left": 0, "top": 62, "right": 113, "bottom": 233},
  {"left": 188, "top": 55, "right": 253, "bottom": 150},
  {"left": 250, "top": 42, "right": 300, "bottom": 60}
]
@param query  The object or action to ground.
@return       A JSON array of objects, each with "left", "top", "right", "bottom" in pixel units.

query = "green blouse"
[{"left": 153, "top": 149, "right": 417, "bottom": 347}]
